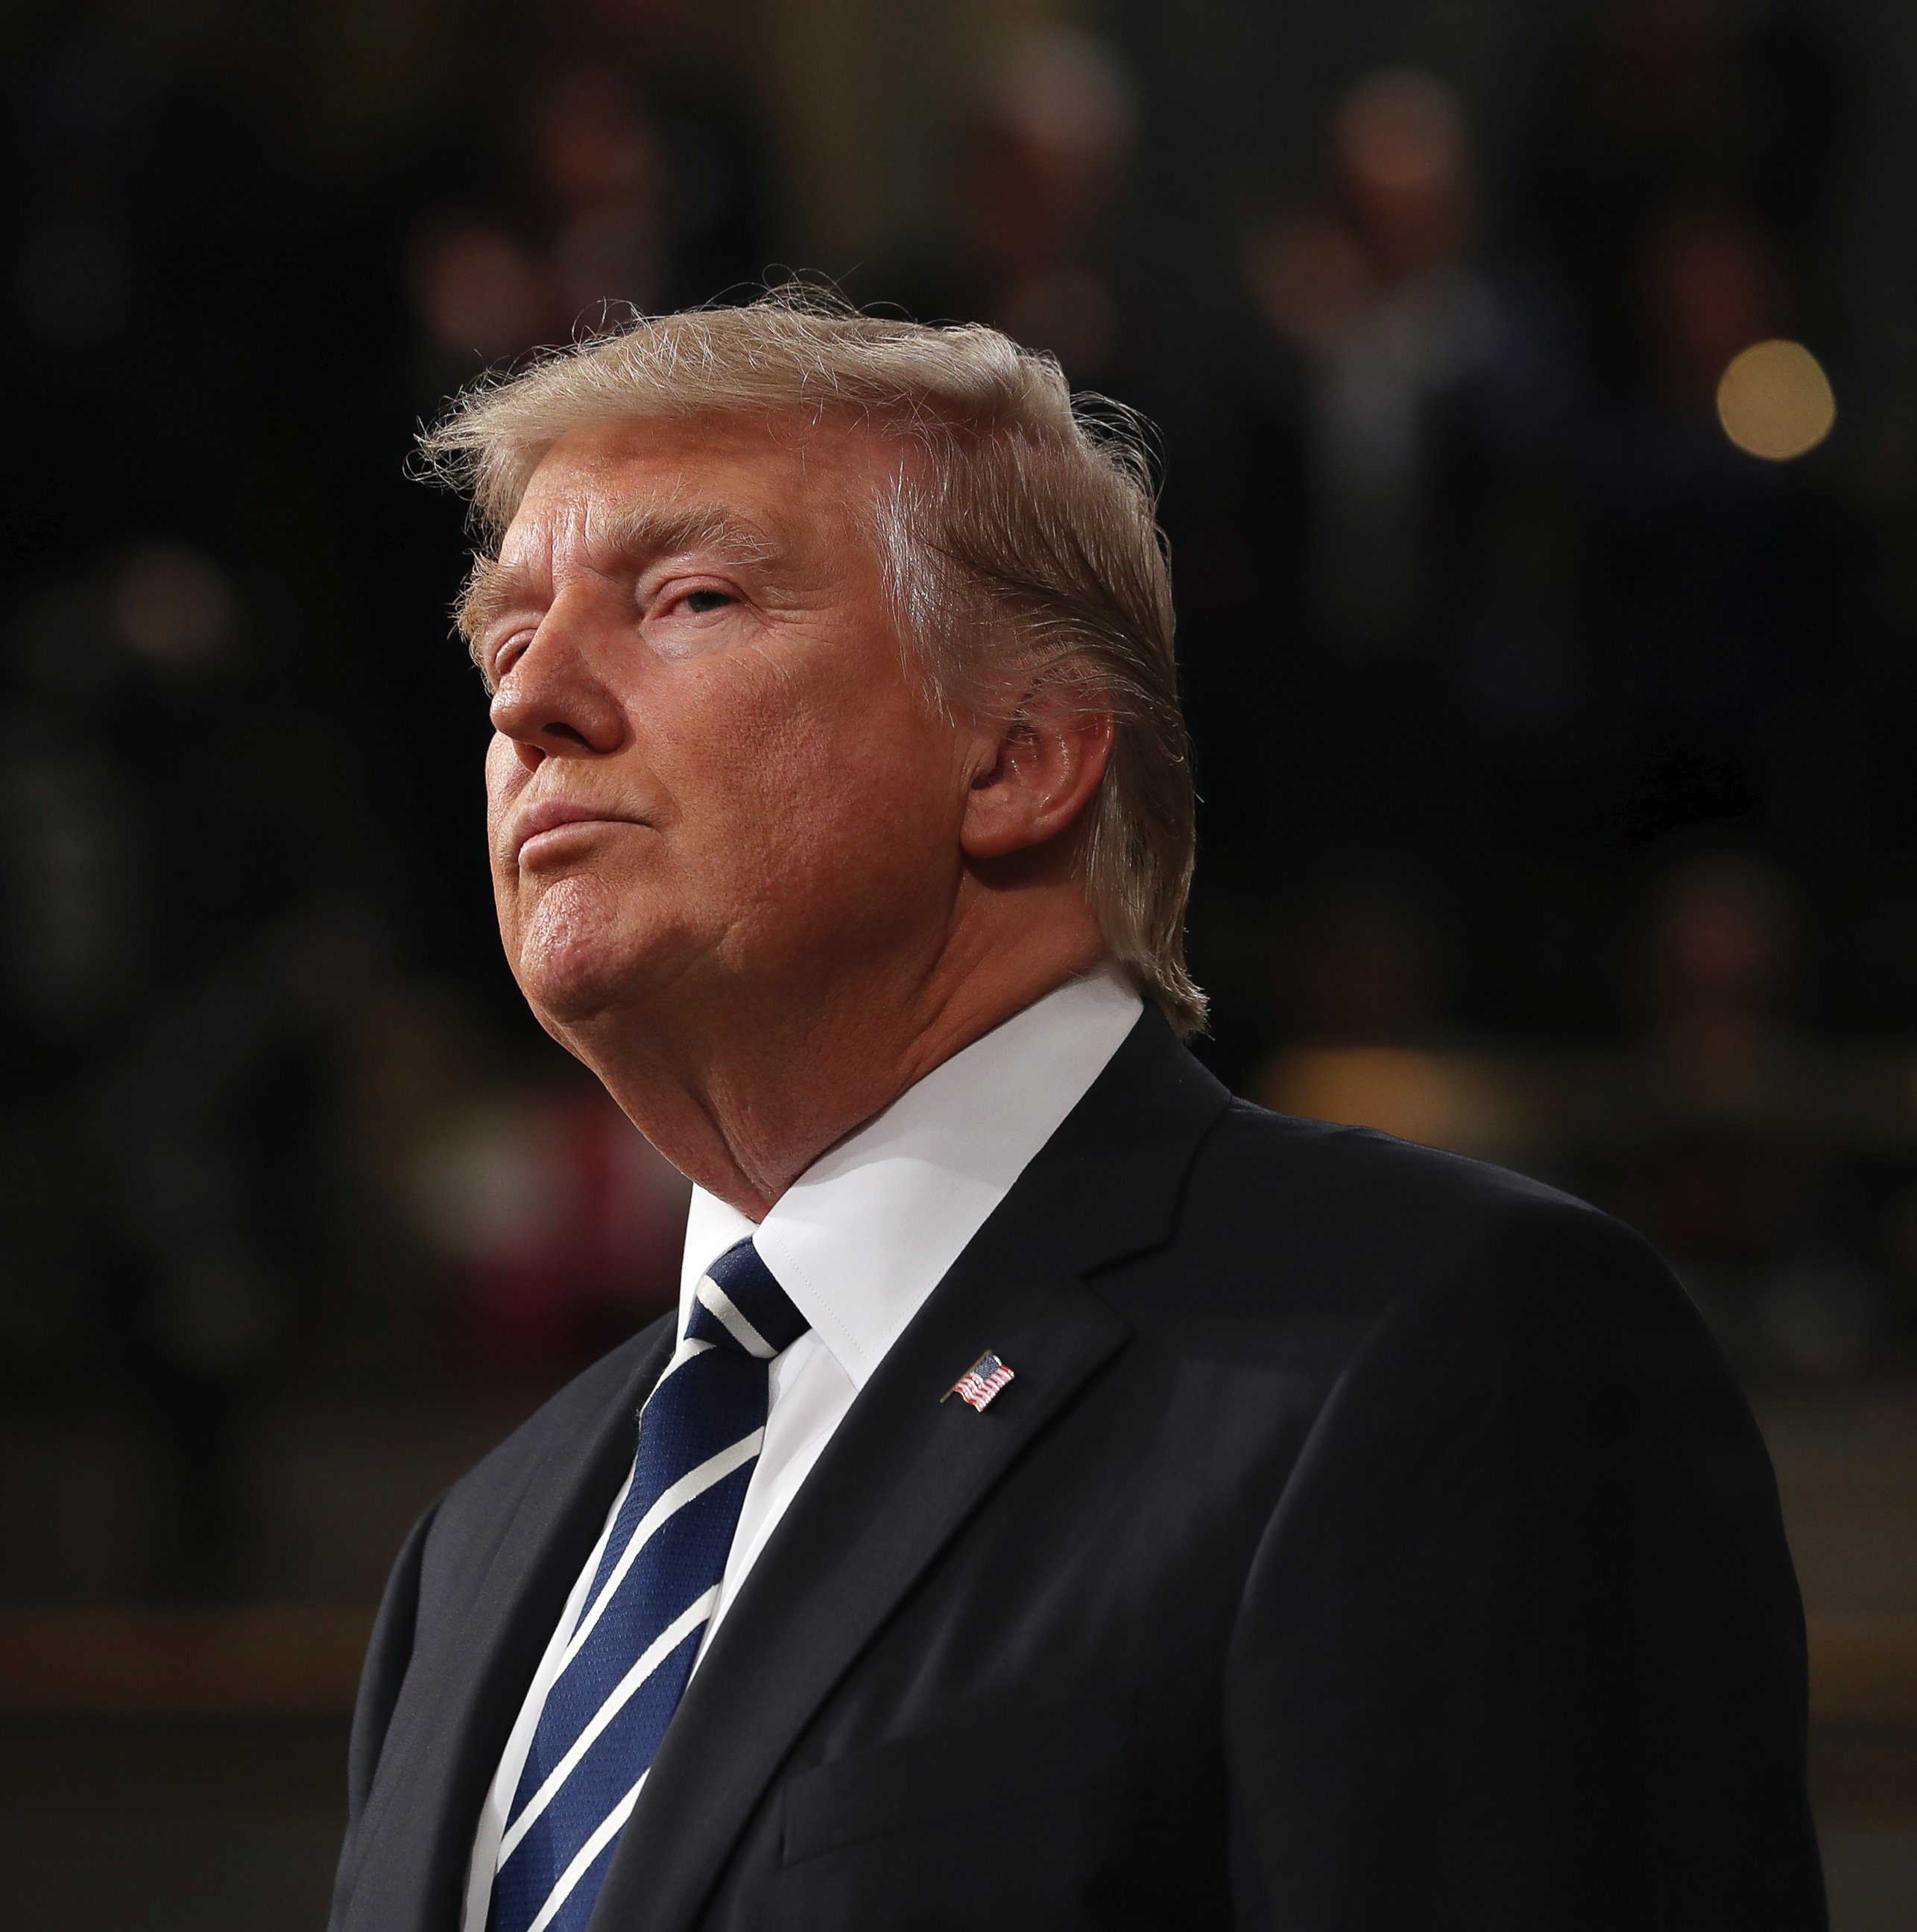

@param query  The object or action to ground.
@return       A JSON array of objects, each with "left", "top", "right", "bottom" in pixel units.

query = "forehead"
[{"left": 501, "top": 411, "right": 894, "bottom": 564}]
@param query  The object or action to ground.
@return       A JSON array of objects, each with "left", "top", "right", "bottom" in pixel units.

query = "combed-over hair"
[{"left": 417, "top": 288, "right": 1206, "bottom": 1035}]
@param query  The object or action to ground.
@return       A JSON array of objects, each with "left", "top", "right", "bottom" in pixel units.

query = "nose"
[{"left": 488, "top": 613, "right": 627, "bottom": 768}]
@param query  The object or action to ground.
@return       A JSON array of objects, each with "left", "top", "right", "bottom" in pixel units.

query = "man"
[{"left": 332, "top": 295, "right": 1823, "bottom": 1931}]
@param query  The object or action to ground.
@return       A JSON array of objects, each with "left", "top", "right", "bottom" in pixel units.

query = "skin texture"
[{"left": 476, "top": 411, "right": 1114, "bottom": 1217}]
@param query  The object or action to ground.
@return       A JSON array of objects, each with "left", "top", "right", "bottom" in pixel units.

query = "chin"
[{"left": 509, "top": 877, "right": 680, "bottom": 1028}]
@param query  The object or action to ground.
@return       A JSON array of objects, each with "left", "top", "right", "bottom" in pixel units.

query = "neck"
[{"left": 561, "top": 910, "right": 1108, "bottom": 1219}]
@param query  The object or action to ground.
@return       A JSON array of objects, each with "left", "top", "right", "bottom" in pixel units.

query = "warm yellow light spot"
[
  {"left": 1717, "top": 338, "right": 1836, "bottom": 461},
  {"left": 1257, "top": 1046, "right": 1534, "bottom": 1163}
]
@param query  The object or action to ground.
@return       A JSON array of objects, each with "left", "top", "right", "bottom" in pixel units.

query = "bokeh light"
[{"left": 1716, "top": 338, "right": 1837, "bottom": 461}]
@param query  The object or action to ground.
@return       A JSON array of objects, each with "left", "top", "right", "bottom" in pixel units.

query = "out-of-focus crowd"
[{"left": 2, "top": 0, "right": 1913, "bottom": 1598}]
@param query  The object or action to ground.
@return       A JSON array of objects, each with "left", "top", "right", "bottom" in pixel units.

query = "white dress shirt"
[{"left": 462, "top": 966, "right": 1143, "bottom": 1928}]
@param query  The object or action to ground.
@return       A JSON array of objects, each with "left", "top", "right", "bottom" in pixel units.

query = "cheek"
[
  {"left": 484, "top": 735, "right": 526, "bottom": 848},
  {"left": 730, "top": 704, "right": 958, "bottom": 910},
  {"left": 644, "top": 645, "right": 963, "bottom": 935}
]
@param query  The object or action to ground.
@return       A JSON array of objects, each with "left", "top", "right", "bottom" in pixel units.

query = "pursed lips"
[{"left": 510, "top": 798, "right": 648, "bottom": 862}]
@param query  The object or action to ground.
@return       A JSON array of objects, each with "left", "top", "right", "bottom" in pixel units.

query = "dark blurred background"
[{"left": 1, "top": 0, "right": 1915, "bottom": 1925}]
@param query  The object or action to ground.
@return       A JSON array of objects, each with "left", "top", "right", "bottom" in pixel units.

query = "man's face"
[{"left": 473, "top": 413, "right": 969, "bottom": 1044}]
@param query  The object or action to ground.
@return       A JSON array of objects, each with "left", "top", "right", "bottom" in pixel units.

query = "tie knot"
[{"left": 686, "top": 1237, "right": 808, "bottom": 1359}]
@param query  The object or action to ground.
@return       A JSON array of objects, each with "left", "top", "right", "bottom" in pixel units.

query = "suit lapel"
[
  {"left": 344, "top": 1321, "right": 677, "bottom": 1932},
  {"left": 590, "top": 1010, "right": 1231, "bottom": 1932}
]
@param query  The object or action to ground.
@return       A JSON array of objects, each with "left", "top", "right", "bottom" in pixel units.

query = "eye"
[
  {"left": 680, "top": 588, "right": 734, "bottom": 615},
  {"left": 490, "top": 629, "right": 534, "bottom": 682}
]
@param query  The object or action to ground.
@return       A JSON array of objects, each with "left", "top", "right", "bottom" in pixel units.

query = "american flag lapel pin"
[{"left": 942, "top": 1350, "right": 1015, "bottom": 1412}]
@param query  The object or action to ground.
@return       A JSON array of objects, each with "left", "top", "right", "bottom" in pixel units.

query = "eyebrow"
[{"left": 456, "top": 501, "right": 783, "bottom": 668}]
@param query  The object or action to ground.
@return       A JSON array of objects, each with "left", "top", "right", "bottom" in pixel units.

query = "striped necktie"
[{"left": 488, "top": 1237, "right": 807, "bottom": 1932}]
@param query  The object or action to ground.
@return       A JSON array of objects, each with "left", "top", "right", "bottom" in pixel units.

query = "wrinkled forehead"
[{"left": 498, "top": 407, "right": 908, "bottom": 564}]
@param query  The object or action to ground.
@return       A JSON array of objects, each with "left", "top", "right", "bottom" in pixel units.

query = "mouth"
[{"left": 511, "top": 798, "right": 646, "bottom": 863}]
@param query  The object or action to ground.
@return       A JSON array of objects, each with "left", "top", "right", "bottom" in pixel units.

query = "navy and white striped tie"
[{"left": 488, "top": 1237, "right": 807, "bottom": 1932}]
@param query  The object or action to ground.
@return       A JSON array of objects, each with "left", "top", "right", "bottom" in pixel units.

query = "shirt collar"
[{"left": 677, "top": 966, "right": 1144, "bottom": 1388}]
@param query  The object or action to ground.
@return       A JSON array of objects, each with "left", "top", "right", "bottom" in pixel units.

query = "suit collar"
[
  {"left": 1009, "top": 1003, "right": 1233, "bottom": 1275},
  {"left": 589, "top": 1007, "right": 1229, "bottom": 1932},
  {"left": 678, "top": 967, "right": 1146, "bottom": 1392}
]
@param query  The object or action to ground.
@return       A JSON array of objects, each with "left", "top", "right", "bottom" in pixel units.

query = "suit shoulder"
[
  {"left": 1196, "top": 1094, "right": 1597, "bottom": 1228},
  {"left": 1160, "top": 1096, "right": 1664, "bottom": 1330}
]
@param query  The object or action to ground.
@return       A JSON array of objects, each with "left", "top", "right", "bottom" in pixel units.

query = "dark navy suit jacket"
[{"left": 330, "top": 1007, "right": 1825, "bottom": 1931}]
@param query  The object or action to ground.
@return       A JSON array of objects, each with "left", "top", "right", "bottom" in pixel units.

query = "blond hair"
[{"left": 418, "top": 290, "right": 1206, "bottom": 1035}]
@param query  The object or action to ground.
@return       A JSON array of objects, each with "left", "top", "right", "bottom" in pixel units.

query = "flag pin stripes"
[{"left": 943, "top": 1351, "right": 1015, "bottom": 1412}]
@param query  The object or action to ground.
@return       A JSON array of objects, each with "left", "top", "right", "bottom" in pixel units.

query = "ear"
[{"left": 959, "top": 676, "right": 1116, "bottom": 862}]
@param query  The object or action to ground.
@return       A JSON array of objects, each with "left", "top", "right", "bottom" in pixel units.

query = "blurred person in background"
[
  {"left": 1516, "top": 0, "right": 1855, "bottom": 857},
  {"left": 0, "top": 546, "right": 370, "bottom": 1596},
  {"left": 1175, "top": 65, "right": 1585, "bottom": 978},
  {"left": 1585, "top": 847, "right": 1883, "bottom": 1377},
  {"left": 868, "top": 25, "right": 1140, "bottom": 388},
  {"left": 1245, "top": 69, "right": 1505, "bottom": 653},
  {"left": 329, "top": 294, "right": 1820, "bottom": 1932},
  {"left": 1521, "top": 0, "right": 1848, "bottom": 398},
  {"left": 404, "top": 33, "right": 770, "bottom": 380}
]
